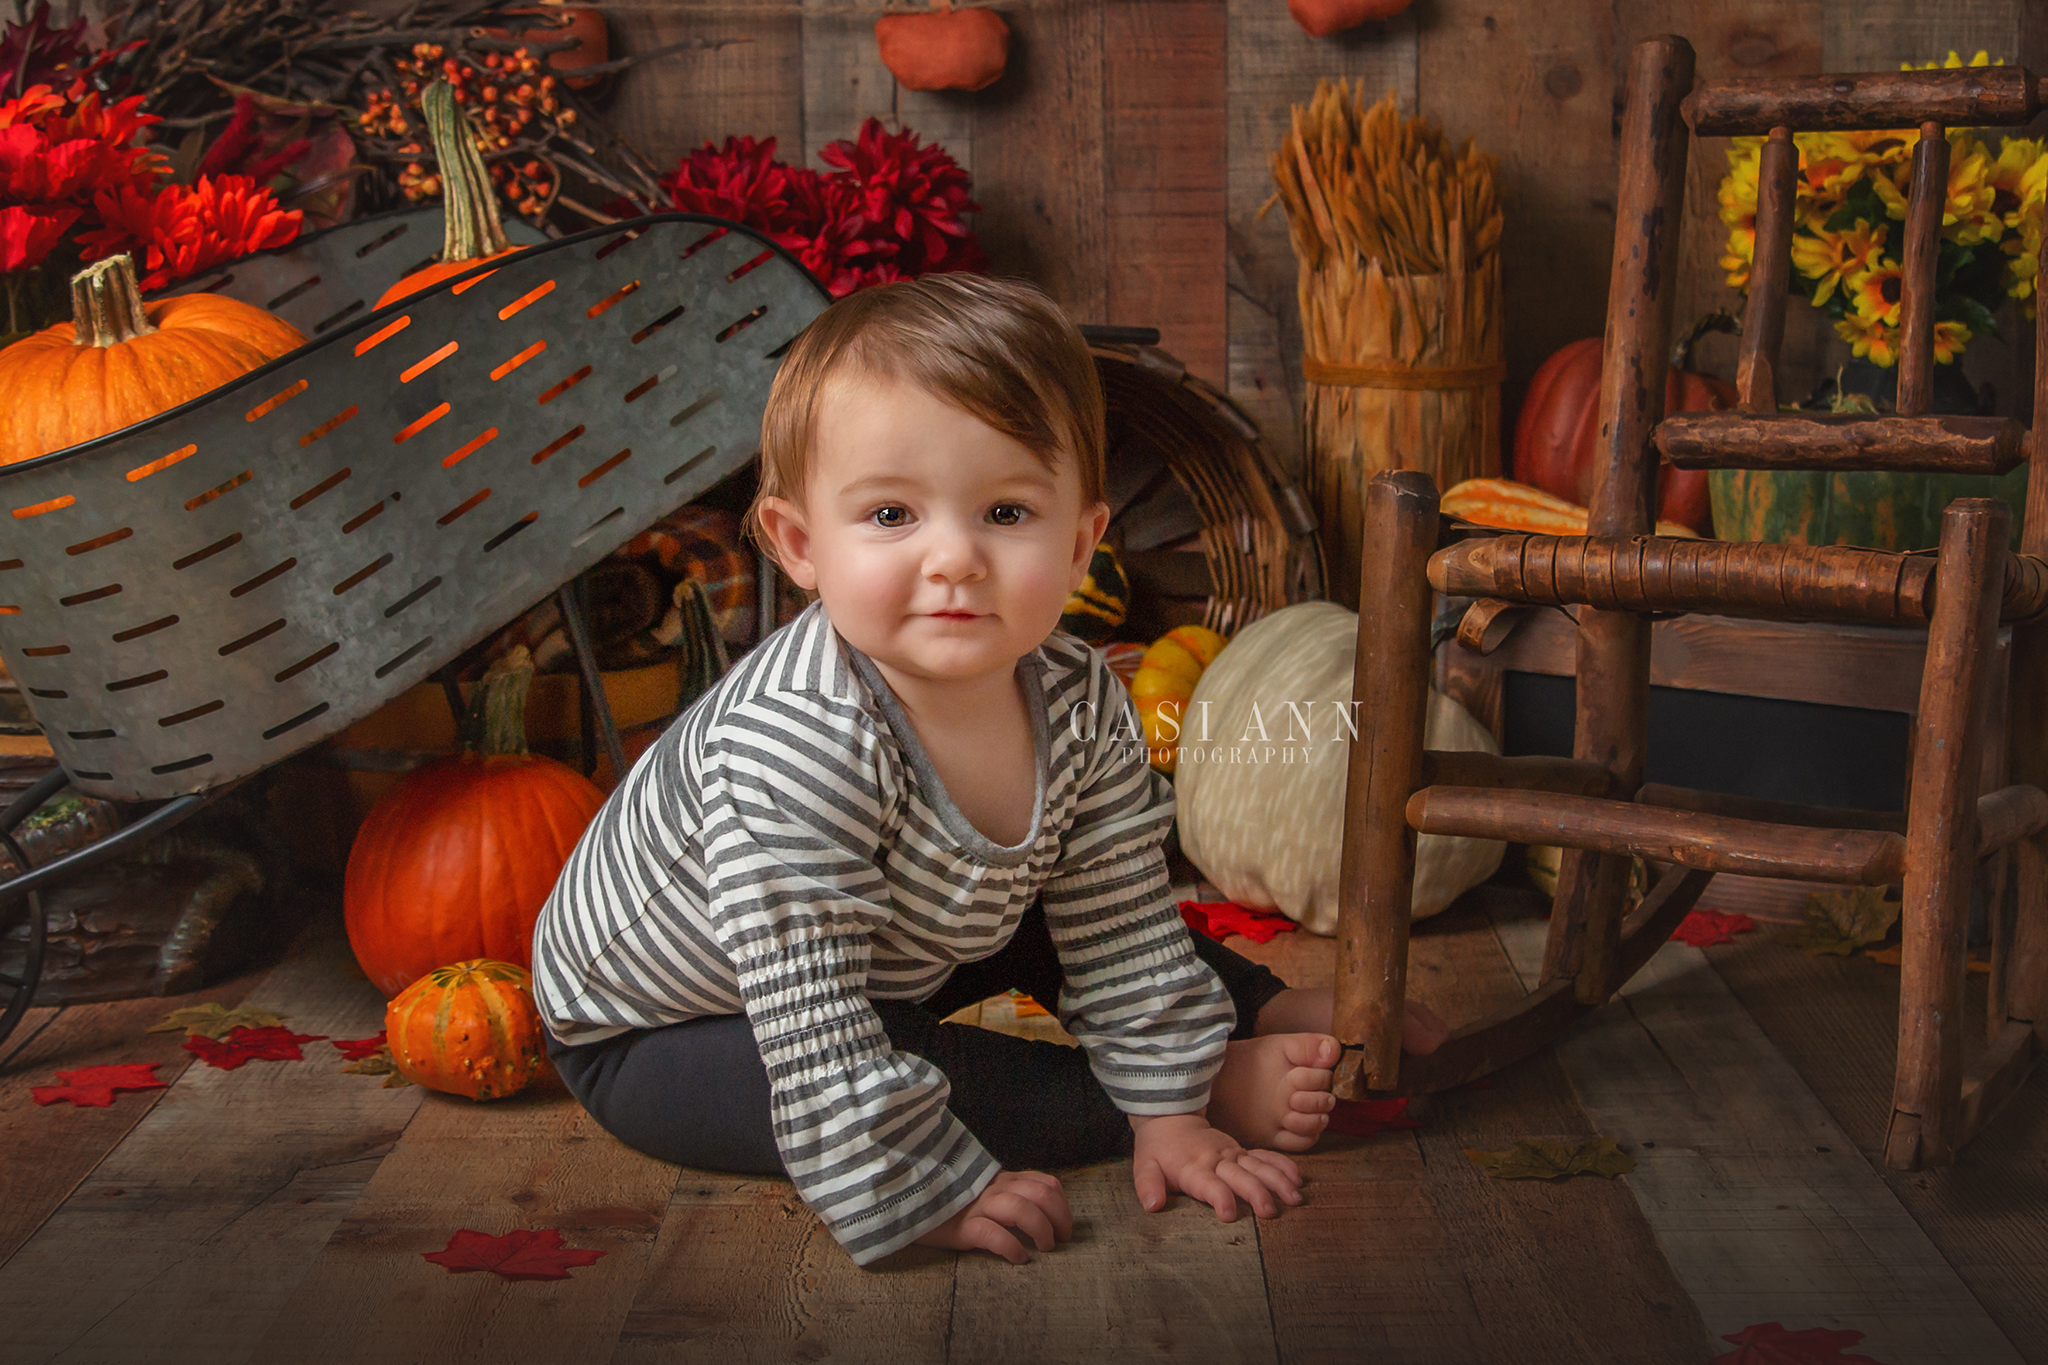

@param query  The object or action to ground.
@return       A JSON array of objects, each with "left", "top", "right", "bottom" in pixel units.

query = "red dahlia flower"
[
  {"left": 0, "top": 203, "right": 77, "bottom": 271},
  {"left": 820, "top": 118, "right": 980, "bottom": 271},
  {"left": 78, "top": 174, "right": 302, "bottom": 290},
  {"left": 661, "top": 135, "right": 807, "bottom": 235}
]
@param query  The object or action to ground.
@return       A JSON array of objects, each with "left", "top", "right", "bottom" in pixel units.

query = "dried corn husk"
[{"left": 1266, "top": 83, "right": 1504, "bottom": 609}]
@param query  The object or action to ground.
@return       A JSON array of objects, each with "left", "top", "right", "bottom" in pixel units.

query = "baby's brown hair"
[{"left": 743, "top": 274, "right": 1106, "bottom": 570}]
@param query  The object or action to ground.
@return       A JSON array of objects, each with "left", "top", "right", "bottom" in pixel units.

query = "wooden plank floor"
[{"left": 4, "top": 878, "right": 2042, "bottom": 1363}]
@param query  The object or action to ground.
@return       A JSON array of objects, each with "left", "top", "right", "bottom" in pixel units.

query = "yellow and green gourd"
[
  {"left": 1058, "top": 541, "right": 1130, "bottom": 644},
  {"left": 1129, "top": 624, "right": 1228, "bottom": 774}
]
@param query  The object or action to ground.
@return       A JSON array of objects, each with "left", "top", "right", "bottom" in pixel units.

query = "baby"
[{"left": 530, "top": 274, "right": 1445, "bottom": 1269}]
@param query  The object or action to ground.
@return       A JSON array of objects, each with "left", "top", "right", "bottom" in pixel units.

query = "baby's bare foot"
[
  {"left": 1207, "top": 1033, "right": 1339, "bottom": 1153},
  {"left": 1255, "top": 986, "right": 1451, "bottom": 1056}
]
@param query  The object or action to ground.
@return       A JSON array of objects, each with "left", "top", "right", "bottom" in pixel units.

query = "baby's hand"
[
  {"left": 1129, "top": 1112, "right": 1304, "bottom": 1221},
  {"left": 915, "top": 1170, "right": 1073, "bottom": 1264}
]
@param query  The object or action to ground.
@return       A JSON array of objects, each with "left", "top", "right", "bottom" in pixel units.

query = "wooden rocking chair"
[{"left": 1331, "top": 34, "right": 2048, "bottom": 1171}]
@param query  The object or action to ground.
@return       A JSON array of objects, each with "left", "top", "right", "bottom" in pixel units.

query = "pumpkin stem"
[
  {"left": 422, "top": 79, "right": 511, "bottom": 266},
  {"left": 459, "top": 644, "right": 535, "bottom": 757},
  {"left": 1671, "top": 309, "right": 1738, "bottom": 373},
  {"left": 71, "top": 255, "right": 158, "bottom": 348}
]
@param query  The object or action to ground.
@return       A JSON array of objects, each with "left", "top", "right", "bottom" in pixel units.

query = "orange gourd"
[
  {"left": 874, "top": 4, "right": 1009, "bottom": 92},
  {"left": 0, "top": 253, "right": 306, "bottom": 466},
  {"left": 1288, "top": 0, "right": 1414, "bottom": 38},
  {"left": 386, "top": 959, "right": 548, "bottom": 1100},
  {"left": 344, "top": 646, "right": 606, "bottom": 998},
  {"left": 482, "top": 3, "right": 610, "bottom": 89},
  {"left": 1441, "top": 477, "right": 1700, "bottom": 539},
  {"left": 375, "top": 79, "right": 520, "bottom": 308},
  {"left": 1130, "top": 624, "right": 1228, "bottom": 774},
  {"left": 1510, "top": 318, "right": 1737, "bottom": 535}
]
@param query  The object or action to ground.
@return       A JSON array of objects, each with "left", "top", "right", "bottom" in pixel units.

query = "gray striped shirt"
[{"left": 530, "top": 598, "right": 1234, "bottom": 1264}]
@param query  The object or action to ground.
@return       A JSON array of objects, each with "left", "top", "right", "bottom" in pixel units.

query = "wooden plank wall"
[{"left": 600, "top": 0, "right": 2034, "bottom": 490}]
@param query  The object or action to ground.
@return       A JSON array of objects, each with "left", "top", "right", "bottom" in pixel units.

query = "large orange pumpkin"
[
  {"left": 1511, "top": 318, "right": 1737, "bottom": 535},
  {"left": 386, "top": 958, "right": 548, "bottom": 1100},
  {"left": 345, "top": 646, "right": 606, "bottom": 998},
  {"left": 0, "top": 253, "right": 306, "bottom": 466},
  {"left": 375, "top": 79, "right": 520, "bottom": 309},
  {"left": 482, "top": 3, "right": 610, "bottom": 89}
]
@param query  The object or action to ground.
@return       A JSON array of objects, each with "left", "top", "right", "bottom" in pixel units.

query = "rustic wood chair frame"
[{"left": 1331, "top": 34, "right": 2048, "bottom": 1171}]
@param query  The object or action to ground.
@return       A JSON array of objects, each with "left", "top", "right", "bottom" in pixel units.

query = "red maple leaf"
[
  {"left": 333, "top": 1032, "right": 388, "bottom": 1061},
  {"left": 1711, "top": 1322, "right": 1889, "bottom": 1364},
  {"left": 181, "top": 1024, "right": 328, "bottom": 1070},
  {"left": 1674, "top": 909, "right": 1757, "bottom": 948},
  {"left": 1327, "top": 1096, "right": 1421, "bottom": 1138},
  {"left": 422, "top": 1228, "right": 607, "bottom": 1281},
  {"left": 1178, "top": 899, "right": 1299, "bottom": 945},
  {"left": 31, "top": 1061, "right": 167, "bottom": 1107}
]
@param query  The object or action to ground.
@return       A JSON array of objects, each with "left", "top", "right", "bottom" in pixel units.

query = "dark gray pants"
[{"left": 547, "top": 903, "right": 1290, "bottom": 1174}]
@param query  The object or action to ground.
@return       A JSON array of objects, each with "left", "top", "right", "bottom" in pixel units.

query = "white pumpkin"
[{"left": 1173, "top": 600, "right": 1504, "bottom": 933}]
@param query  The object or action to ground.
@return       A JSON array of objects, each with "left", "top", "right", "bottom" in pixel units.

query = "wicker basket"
[
  {"left": 1092, "top": 342, "right": 1324, "bottom": 641},
  {"left": 0, "top": 213, "right": 828, "bottom": 803}
]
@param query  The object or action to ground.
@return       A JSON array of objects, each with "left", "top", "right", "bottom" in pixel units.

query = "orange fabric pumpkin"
[
  {"left": 1288, "top": 0, "right": 1414, "bottom": 37},
  {"left": 345, "top": 646, "right": 605, "bottom": 998},
  {"left": 874, "top": 6, "right": 1009, "bottom": 92},
  {"left": 386, "top": 958, "right": 548, "bottom": 1100},
  {"left": 0, "top": 253, "right": 305, "bottom": 466},
  {"left": 375, "top": 79, "right": 520, "bottom": 308},
  {"left": 482, "top": 3, "right": 609, "bottom": 89},
  {"left": 1510, "top": 322, "right": 1735, "bottom": 536}
]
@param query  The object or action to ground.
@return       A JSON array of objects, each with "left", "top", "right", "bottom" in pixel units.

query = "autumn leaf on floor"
[
  {"left": 147, "top": 1002, "right": 289, "bottom": 1040},
  {"left": 1464, "top": 1136, "right": 1635, "bottom": 1181},
  {"left": 339, "top": 1038, "right": 416, "bottom": 1088},
  {"left": 32, "top": 1062, "right": 169, "bottom": 1107},
  {"left": 1772, "top": 886, "right": 1899, "bottom": 957},
  {"left": 1673, "top": 909, "right": 1756, "bottom": 948},
  {"left": 422, "top": 1228, "right": 606, "bottom": 1281},
  {"left": 333, "top": 1032, "right": 388, "bottom": 1061},
  {"left": 1178, "top": 899, "right": 1298, "bottom": 945},
  {"left": 1710, "top": 1321, "right": 1889, "bottom": 1364},
  {"left": 1328, "top": 1096, "right": 1421, "bottom": 1138},
  {"left": 1863, "top": 944, "right": 1991, "bottom": 975},
  {"left": 182, "top": 1024, "right": 328, "bottom": 1070}
]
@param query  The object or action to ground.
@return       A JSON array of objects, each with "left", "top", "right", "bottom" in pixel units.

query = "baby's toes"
[
  {"left": 1289, "top": 1088, "right": 1337, "bottom": 1114},
  {"left": 1268, "top": 1123, "right": 1321, "bottom": 1152},
  {"left": 1281, "top": 1108, "right": 1329, "bottom": 1137},
  {"left": 1284, "top": 1063, "right": 1335, "bottom": 1096}
]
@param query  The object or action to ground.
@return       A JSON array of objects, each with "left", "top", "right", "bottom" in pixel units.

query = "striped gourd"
[
  {"left": 1058, "top": 541, "right": 1130, "bottom": 644},
  {"left": 1708, "top": 467, "right": 2030, "bottom": 552},
  {"left": 386, "top": 959, "right": 547, "bottom": 1101},
  {"left": 1441, "top": 478, "right": 1701, "bottom": 538}
]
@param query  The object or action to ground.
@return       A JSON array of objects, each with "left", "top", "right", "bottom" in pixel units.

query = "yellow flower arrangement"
[{"left": 1719, "top": 50, "right": 2046, "bottom": 367}]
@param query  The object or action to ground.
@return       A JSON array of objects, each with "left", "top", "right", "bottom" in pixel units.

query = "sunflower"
[
  {"left": 1790, "top": 220, "right": 1887, "bottom": 306},
  {"left": 1902, "top": 50, "right": 2000, "bottom": 70},
  {"left": 1835, "top": 311, "right": 1897, "bottom": 366},
  {"left": 1869, "top": 130, "right": 2000, "bottom": 244},
  {"left": 1848, "top": 259, "right": 1904, "bottom": 327},
  {"left": 1719, "top": 139, "right": 1759, "bottom": 289}
]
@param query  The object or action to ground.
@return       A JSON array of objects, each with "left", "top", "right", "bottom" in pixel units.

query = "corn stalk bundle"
[{"left": 1267, "top": 83, "right": 1503, "bottom": 609}]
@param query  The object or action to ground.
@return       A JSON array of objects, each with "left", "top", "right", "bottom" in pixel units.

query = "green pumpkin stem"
[
  {"left": 423, "top": 79, "right": 512, "bottom": 266},
  {"left": 459, "top": 645, "right": 534, "bottom": 757},
  {"left": 71, "top": 255, "right": 157, "bottom": 348}
]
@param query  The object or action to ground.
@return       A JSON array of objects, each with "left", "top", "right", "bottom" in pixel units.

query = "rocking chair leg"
[
  {"left": 1888, "top": 498, "right": 2009, "bottom": 1171},
  {"left": 1334, "top": 470, "right": 1438, "bottom": 1098}
]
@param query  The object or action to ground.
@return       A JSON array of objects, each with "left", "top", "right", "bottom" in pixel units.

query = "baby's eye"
[
  {"left": 871, "top": 506, "right": 910, "bottom": 528},
  {"left": 989, "top": 503, "right": 1028, "bottom": 527}
]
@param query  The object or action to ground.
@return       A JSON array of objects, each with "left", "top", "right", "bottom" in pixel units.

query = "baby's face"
[{"left": 760, "top": 371, "right": 1109, "bottom": 687}]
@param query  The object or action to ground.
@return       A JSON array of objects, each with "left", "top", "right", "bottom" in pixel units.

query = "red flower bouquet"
[
  {"left": 0, "top": 77, "right": 302, "bottom": 334},
  {"left": 657, "top": 118, "right": 987, "bottom": 298}
]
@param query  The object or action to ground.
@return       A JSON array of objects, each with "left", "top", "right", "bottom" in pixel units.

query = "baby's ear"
[{"left": 755, "top": 496, "right": 819, "bottom": 590}]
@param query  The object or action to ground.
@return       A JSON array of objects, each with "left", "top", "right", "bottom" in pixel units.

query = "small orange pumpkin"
[
  {"left": 1288, "top": 0, "right": 1414, "bottom": 37},
  {"left": 874, "top": 4, "right": 1009, "bottom": 92},
  {"left": 0, "top": 253, "right": 306, "bottom": 466},
  {"left": 483, "top": 3, "right": 610, "bottom": 89},
  {"left": 375, "top": 79, "right": 521, "bottom": 308},
  {"left": 344, "top": 645, "right": 606, "bottom": 998},
  {"left": 386, "top": 959, "right": 548, "bottom": 1100}
]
